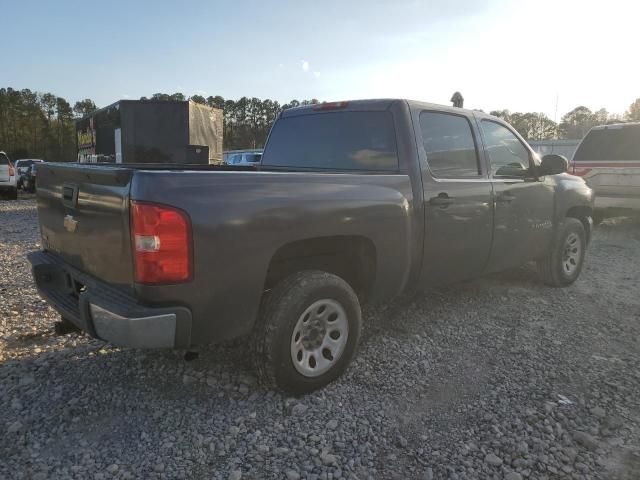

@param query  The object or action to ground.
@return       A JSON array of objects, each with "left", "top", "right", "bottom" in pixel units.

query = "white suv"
[
  {"left": 571, "top": 123, "right": 640, "bottom": 221},
  {"left": 0, "top": 151, "right": 17, "bottom": 200},
  {"left": 224, "top": 149, "right": 262, "bottom": 166}
]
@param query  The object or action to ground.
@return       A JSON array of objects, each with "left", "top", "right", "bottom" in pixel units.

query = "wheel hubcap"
[
  {"left": 562, "top": 232, "right": 581, "bottom": 275},
  {"left": 290, "top": 299, "right": 349, "bottom": 378}
]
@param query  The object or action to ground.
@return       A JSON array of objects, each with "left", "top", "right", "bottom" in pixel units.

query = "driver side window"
[{"left": 481, "top": 120, "right": 531, "bottom": 177}]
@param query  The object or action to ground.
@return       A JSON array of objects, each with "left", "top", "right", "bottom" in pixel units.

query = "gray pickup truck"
[{"left": 29, "top": 99, "right": 594, "bottom": 393}]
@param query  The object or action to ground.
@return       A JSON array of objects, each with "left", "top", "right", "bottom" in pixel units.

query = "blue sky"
[{"left": 2, "top": 0, "right": 638, "bottom": 118}]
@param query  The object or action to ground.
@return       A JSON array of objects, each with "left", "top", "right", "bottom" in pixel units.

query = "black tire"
[
  {"left": 537, "top": 218, "right": 586, "bottom": 287},
  {"left": 252, "top": 270, "right": 362, "bottom": 395},
  {"left": 9, "top": 187, "right": 18, "bottom": 200}
]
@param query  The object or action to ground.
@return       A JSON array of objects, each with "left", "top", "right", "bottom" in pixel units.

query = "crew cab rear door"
[
  {"left": 478, "top": 119, "right": 554, "bottom": 272},
  {"left": 415, "top": 109, "right": 493, "bottom": 285}
]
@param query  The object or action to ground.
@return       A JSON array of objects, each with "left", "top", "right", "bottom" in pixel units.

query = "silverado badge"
[{"left": 63, "top": 215, "right": 78, "bottom": 233}]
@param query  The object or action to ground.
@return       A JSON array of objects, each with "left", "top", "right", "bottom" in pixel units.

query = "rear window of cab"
[{"left": 262, "top": 111, "right": 399, "bottom": 171}]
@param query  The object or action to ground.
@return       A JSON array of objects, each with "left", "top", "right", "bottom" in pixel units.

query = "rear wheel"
[
  {"left": 537, "top": 218, "right": 586, "bottom": 287},
  {"left": 9, "top": 187, "right": 17, "bottom": 200},
  {"left": 252, "top": 270, "right": 362, "bottom": 394}
]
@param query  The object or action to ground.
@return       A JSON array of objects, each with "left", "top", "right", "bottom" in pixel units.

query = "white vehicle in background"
[
  {"left": 223, "top": 149, "right": 262, "bottom": 166},
  {"left": 571, "top": 123, "right": 640, "bottom": 222},
  {"left": 0, "top": 151, "right": 17, "bottom": 200}
]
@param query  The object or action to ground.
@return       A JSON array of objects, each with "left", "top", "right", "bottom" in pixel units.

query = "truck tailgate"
[{"left": 36, "top": 163, "right": 135, "bottom": 286}]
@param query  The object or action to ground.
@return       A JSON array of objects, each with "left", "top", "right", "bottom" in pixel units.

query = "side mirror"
[{"left": 540, "top": 154, "right": 568, "bottom": 175}]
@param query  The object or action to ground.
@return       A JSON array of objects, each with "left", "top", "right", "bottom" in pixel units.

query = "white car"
[
  {"left": 571, "top": 123, "right": 640, "bottom": 222},
  {"left": 0, "top": 151, "right": 17, "bottom": 200},
  {"left": 224, "top": 149, "right": 262, "bottom": 166}
]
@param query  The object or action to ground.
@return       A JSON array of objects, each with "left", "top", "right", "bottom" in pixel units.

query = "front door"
[
  {"left": 416, "top": 110, "right": 494, "bottom": 285},
  {"left": 478, "top": 119, "right": 555, "bottom": 273}
]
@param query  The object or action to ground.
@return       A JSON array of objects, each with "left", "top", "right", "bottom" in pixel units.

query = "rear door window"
[
  {"left": 0, "top": 153, "right": 9, "bottom": 165},
  {"left": 481, "top": 120, "right": 531, "bottom": 177},
  {"left": 573, "top": 125, "right": 640, "bottom": 161},
  {"left": 419, "top": 111, "right": 481, "bottom": 177},
  {"left": 262, "top": 111, "right": 398, "bottom": 171}
]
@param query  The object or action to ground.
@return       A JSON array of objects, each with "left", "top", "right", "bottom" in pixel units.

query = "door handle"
[
  {"left": 496, "top": 192, "right": 515, "bottom": 203},
  {"left": 429, "top": 193, "right": 454, "bottom": 207}
]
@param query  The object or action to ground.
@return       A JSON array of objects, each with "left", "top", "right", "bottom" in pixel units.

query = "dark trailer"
[{"left": 76, "top": 100, "right": 223, "bottom": 164}]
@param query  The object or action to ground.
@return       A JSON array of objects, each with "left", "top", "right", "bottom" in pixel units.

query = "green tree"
[
  {"left": 489, "top": 110, "right": 512, "bottom": 123},
  {"left": 559, "top": 106, "right": 597, "bottom": 139},
  {"left": 55, "top": 97, "right": 75, "bottom": 160},
  {"left": 189, "top": 95, "right": 207, "bottom": 105},
  {"left": 73, "top": 98, "right": 97, "bottom": 118},
  {"left": 509, "top": 112, "right": 557, "bottom": 140},
  {"left": 625, "top": 98, "right": 640, "bottom": 121},
  {"left": 207, "top": 95, "right": 225, "bottom": 110}
]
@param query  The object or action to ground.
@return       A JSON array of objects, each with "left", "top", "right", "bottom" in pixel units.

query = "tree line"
[{"left": 1, "top": 86, "right": 639, "bottom": 161}]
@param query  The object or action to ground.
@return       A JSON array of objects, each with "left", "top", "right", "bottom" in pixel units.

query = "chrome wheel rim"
[
  {"left": 562, "top": 232, "right": 581, "bottom": 276},
  {"left": 290, "top": 299, "right": 349, "bottom": 378}
]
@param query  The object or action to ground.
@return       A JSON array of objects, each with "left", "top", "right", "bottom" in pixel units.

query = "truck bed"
[{"left": 34, "top": 161, "right": 416, "bottom": 344}]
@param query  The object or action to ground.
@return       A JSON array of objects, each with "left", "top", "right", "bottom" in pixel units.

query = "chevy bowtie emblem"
[{"left": 63, "top": 215, "right": 78, "bottom": 233}]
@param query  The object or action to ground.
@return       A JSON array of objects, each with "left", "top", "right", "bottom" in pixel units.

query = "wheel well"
[
  {"left": 264, "top": 236, "right": 376, "bottom": 302},
  {"left": 566, "top": 206, "right": 593, "bottom": 242}
]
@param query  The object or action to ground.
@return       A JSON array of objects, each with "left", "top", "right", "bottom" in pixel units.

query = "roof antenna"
[{"left": 451, "top": 91, "right": 464, "bottom": 108}]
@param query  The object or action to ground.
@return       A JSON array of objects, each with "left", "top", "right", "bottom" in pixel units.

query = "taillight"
[
  {"left": 131, "top": 201, "right": 192, "bottom": 284},
  {"left": 9, "top": 165, "right": 15, "bottom": 176},
  {"left": 573, "top": 166, "right": 592, "bottom": 177},
  {"left": 312, "top": 101, "right": 349, "bottom": 111}
]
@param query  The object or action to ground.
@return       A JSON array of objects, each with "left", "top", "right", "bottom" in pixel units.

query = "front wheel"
[
  {"left": 252, "top": 270, "right": 362, "bottom": 395},
  {"left": 537, "top": 218, "right": 587, "bottom": 287}
]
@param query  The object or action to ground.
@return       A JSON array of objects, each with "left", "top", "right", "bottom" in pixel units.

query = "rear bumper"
[
  {"left": 28, "top": 250, "right": 192, "bottom": 348},
  {"left": 594, "top": 195, "right": 640, "bottom": 210}
]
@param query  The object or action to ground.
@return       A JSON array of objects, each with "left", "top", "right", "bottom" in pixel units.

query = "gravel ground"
[{"left": 1, "top": 196, "right": 639, "bottom": 480}]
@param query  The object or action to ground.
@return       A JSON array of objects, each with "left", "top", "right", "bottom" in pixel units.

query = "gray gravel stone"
[
  {"left": 504, "top": 472, "right": 522, "bottom": 480},
  {"left": 573, "top": 431, "right": 599, "bottom": 451},
  {"left": 285, "top": 470, "right": 301, "bottom": 480},
  {"left": 485, "top": 453, "right": 503, "bottom": 467},
  {"left": 7, "top": 421, "right": 23, "bottom": 434},
  {"left": 291, "top": 403, "right": 308, "bottom": 416}
]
